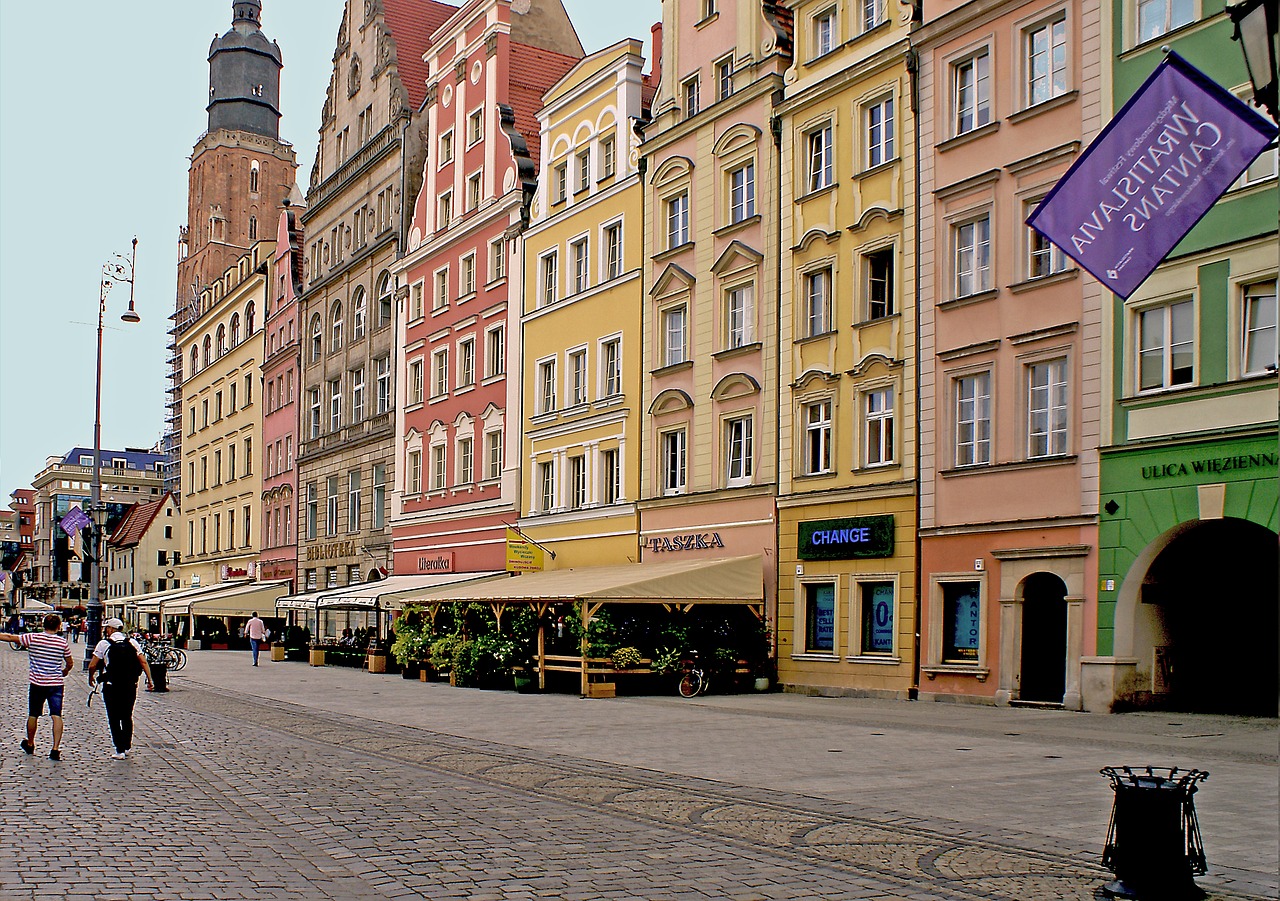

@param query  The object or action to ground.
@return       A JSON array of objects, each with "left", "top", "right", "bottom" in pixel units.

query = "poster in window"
[
  {"left": 863, "top": 583, "right": 895, "bottom": 654},
  {"left": 944, "top": 584, "right": 981, "bottom": 662},
  {"left": 806, "top": 583, "right": 835, "bottom": 653}
]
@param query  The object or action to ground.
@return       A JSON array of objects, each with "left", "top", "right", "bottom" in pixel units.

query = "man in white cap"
[{"left": 87, "top": 619, "right": 153, "bottom": 759}]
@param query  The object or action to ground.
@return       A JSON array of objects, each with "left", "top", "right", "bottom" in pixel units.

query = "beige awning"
[
  {"left": 186, "top": 580, "right": 292, "bottom": 617},
  {"left": 414, "top": 556, "right": 764, "bottom": 606},
  {"left": 317, "top": 572, "right": 506, "bottom": 611},
  {"left": 129, "top": 583, "right": 227, "bottom": 614}
]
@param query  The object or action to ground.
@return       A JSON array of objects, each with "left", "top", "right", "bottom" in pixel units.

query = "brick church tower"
[{"left": 164, "top": 0, "right": 298, "bottom": 495}]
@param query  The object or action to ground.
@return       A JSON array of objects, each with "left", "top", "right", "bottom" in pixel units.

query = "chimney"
[{"left": 649, "top": 21, "right": 663, "bottom": 86}]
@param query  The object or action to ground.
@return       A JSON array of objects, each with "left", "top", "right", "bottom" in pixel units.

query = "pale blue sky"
[{"left": 0, "top": 0, "right": 660, "bottom": 503}]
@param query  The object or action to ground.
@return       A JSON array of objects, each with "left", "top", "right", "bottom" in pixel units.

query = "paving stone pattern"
[{"left": 0, "top": 650, "right": 1272, "bottom": 901}]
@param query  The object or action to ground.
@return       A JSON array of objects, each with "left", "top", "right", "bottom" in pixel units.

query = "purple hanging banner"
[{"left": 1028, "top": 52, "right": 1276, "bottom": 299}]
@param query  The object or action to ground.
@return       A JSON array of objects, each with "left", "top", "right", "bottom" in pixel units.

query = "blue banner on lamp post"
[{"left": 1028, "top": 52, "right": 1277, "bottom": 299}]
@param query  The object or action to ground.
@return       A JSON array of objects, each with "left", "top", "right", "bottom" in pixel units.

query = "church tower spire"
[{"left": 208, "top": 0, "right": 284, "bottom": 139}]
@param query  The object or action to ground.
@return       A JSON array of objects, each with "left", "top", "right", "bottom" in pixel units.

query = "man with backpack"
[{"left": 87, "top": 618, "right": 153, "bottom": 760}]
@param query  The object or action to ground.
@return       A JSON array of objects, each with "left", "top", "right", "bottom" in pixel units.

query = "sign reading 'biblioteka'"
[{"left": 1028, "top": 52, "right": 1277, "bottom": 299}]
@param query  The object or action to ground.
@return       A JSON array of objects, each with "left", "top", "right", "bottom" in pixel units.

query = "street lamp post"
[
  {"left": 85, "top": 238, "right": 140, "bottom": 670},
  {"left": 1227, "top": 0, "right": 1280, "bottom": 122}
]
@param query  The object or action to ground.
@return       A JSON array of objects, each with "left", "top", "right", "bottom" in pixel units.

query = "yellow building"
[
  {"left": 177, "top": 243, "right": 269, "bottom": 593},
  {"left": 775, "top": 0, "right": 917, "bottom": 697},
  {"left": 517, "top": 39, "right": 650, "bottom": 567}
]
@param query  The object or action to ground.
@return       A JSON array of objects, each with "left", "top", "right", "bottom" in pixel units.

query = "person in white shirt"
[
  {"left": 244, "top": 613, "right": 267, "bottom": 666},
  {"left": 87, "top": 619, "right": 153, "bottom": 759}
]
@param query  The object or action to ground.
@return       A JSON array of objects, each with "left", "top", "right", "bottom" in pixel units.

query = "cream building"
[{"left": 106, "top": 493, "right": 181, "bottom": 614}]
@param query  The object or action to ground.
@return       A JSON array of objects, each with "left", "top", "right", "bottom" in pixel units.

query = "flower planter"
[
  {"left": 753, "top": 676, "right": 770, "bottom": 692},
  {"left": 270, "top": 645, "right": 287, "bottom": 662},
  {"left": 308, "top": 648, "right": 326, "bottom": 666},
  {"left": 188, "top": 640, "right": 203, "bottom": 651},
  {"left": 513, "top": 672, "right": 537, "bottom": 694},
  {"left": 584, "top": 681, "right": 616, "bottom": 699},
  {"left": 401, "top": 666, "right": 419, "bottom": 680},
  {"left": 367, "top": 654, "right": 387, "bottom": 674},
  {"left": 420, "top": 669, "right": 429, "bottom": 682}
]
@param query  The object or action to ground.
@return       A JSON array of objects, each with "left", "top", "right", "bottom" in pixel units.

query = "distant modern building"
[
  {"left": 165, "top": 0, "right": 298, "bottom": 498},
  {"left": 106, "top": 492, "right": 182, "bottom": 613}
]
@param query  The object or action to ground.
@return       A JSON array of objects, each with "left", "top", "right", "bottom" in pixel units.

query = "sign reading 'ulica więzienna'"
[{"left": 798, "top": 515, "right": 895, "bottom": 561}]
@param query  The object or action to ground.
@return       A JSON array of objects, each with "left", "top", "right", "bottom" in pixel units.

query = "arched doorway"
[
  {"left": 1020, "top": 572, "right": 1068, "bottom": 703},
  {"left": 1139, "top": 518, "right": 1278, "bottom": 716}
]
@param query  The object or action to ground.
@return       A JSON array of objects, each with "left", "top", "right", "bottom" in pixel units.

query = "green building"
[{"left": 1084, "top": 0, "right": 1278, "bottom": 715}]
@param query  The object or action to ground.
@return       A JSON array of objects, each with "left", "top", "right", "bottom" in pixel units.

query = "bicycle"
[
  {"left": 141, "top": 640, "right": 187, "bottom": 672},
  {"left": 677, "top": 652, "right": 709, "bottom": 698}
]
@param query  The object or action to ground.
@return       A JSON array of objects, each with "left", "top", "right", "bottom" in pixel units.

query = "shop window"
[
  {"left": 804, "top": 582, "right": 836, "bottom": 653},
  {"left": 942, "top": 581, "right": 982, "bottom": 663},
  {"left": 857, "top": 581, "right": 895, "bottom": 655}
]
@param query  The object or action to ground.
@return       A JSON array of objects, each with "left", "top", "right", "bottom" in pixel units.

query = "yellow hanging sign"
[{"left": 505, "top": 528, "right": 544, "bottom": 573}]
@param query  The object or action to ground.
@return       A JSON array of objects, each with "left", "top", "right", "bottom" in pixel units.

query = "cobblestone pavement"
[{"left": 0, "top": 649, "right": 1273, "bottom": 901}]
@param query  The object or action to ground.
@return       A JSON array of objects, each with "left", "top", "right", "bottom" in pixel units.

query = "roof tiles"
[{"left": 382, "top": 0, "right": 459, "bottom": 111}]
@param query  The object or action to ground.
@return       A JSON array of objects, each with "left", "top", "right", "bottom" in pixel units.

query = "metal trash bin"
[
  {"left": 150, "top": 662, "right": 169, "bottom": 693},
  {"left": 1100, "top": 765, "right": 1209, "bottom": 900}
]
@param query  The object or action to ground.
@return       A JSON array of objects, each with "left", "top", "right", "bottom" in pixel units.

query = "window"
[
  {"left": 432, "top": 348, "right": 449, "bottom": 398},
  {"left": 683, "top": 76, "right": 700, "bottom": 118},
  {"left": 309, "top": 389, "right": 321, "bottom": 438},
  {"left": 541, "top": 251, "right": 559, "bottom": 306},
  {"left": 434, "top": 269, "right": 448, "bottom": 311},
  {"left": 1028, "top": 213, "right": 1068, "bottom": 278},
  {"left": 569, "top": 455, "right": 587, "bottom": 509},
  {"left": 605, "top": 222, "right": 623, "bottom": 280},
  {"left": 814, "top": 6, "right": 836, "bottom": 57},
  {"left": 865, "top": 389, "right": 894, "bottom": 465},
  {"left": 310, "top": 315, "right": 322, "bottom": 361},
  {"left": 217, "top": 325, "right": 227, "bottom": 357},
  {"left": 202, "top": 336, "right": 211, "bottom": 368},
  {"left": 662, "top": 429, "right": 687, "bottom": 494},
  {"left": 329, "top": 379, "right": 342, "bottom": 431},
  {"left": 571, "top": 238, "right": 589, "bottom": 293},
  {"left": 377, "top": 273, "right": 393, "bottom": 328},
  {"left": 202, "top": 399, "right": 209, "bottom": 429},
  {"left": 600, "top": 135, "right": 616, "bottom": 179},
  {"left": 489, "top": 237, "right": 506, "bottom": 281},
  {"left": 725, "top": 285, "right": 752, "bottom": 349},
  {"left": 716, "top": 56, "right": 734, "bottom": 101},
  {"left": 602, "top": 448, "right": 620, "bottom": 503},
  {"left": 554, "top": 163, "right": 568, "bottom": 203},
  {"left": 352, "top": 288, "right": 367, "bottom": 340},
  {"left": 248, "top": 215, "right": 258, "bottom": 240},
  {"left": 725, "top": 416, "right": 753, "bottom": 484},
  {"left": 350, "top": 367, "right": 365, "bottom": 421},
  {"left": 858, "top": 582, "right": 895, "bottom": 655},
  {"left": 461, "top": 253, "right": 476, "bottom": 296},
  {"left": 866, "top": 96, "right": 894, "bottom": 168},
  {"left": 803, "top": 401, "right": 832, "bottom": 474},
  {"left": 1236, "top": 117, "right": 1277, "bottom": 186},
  {"left": 326, "top": 567, "right": 338, "bottom": 589},
  {"left": 1243, "top": 281, "right": 1278, "bottom": 376},
  {"left": 230, "top": 313, "right": 241, "bottom": 347},
  {"left": 437, "top": 192, "right": 453, "bottom": 229},
  {"left": 862, "top": 0, "right": 885, "bottom": 30},
  {"left": 954, "top": 215, "right": 992, "bottom": 297},
  {"left": 1026, "top": 15, "right": 1067, "bottom": 106},
  {"left": 213, "top": 514, "right": 221, "bottom": 552},
  {"left": 539, "top": 460, "right": 556, "bottom": 511},
  {"left": 601, "top": 338, "right": 622, "bottom": 397},
  {"left": 250, "top": 161, "right": 260, "bottom": 193},
  {"left": 467, "top": 171, "right": 482, "bottom": 211},
  {"left": 330, "top": 303, "right": 343, "bottom": 350},
  {"left": 666, "top": 193, "right": 689, "bottom": 248},
  {"left": 485, "top": 430, "right": 503, "bottom": 480},
  {"left": 347, "top": 470, "right": 361, "bottom": 532},
  {"left": 703, "top": 0, "right": 717, "bottom": 17},
  {"left": 1138, "top": 299, "right": 1194, "bottom": 390},
  {"left": 408, "top": 359, "right": 423, "bottom": 406},
  {"left": 866, "top": 248, "right": 894, "bottom": 319},
  {"left": 375, "top": 356, "right": 391, "bottom": 413},
  {"left": 213, "top": 450, "right": 222, "bottom": 486},
  {"left": 431, "top": 445, "right": 446, "bottom": 491},
  {"left": 216, "top": 392, "right": 224, "bottom": 421},
  {"left": 576, "top": 150, "right": 591, "bottom": 193},
  {"left": 1137, "top": 0, "right": 1194, "bottom": 43},
  {"left": 942, "top": 581, "right": 982, "bottom": 662},
  {"left": 286, "top": 436, "right": 292, "bottom": 469},
  {"left": 538, "top": 359, "right": 557, "bottom": 413},
  {"left": 663, "top": 305, "right": 687, "bottom": 366},
  {"left": 229, "top": 443, "right": 237, "bottom": 480},
  {"left": 729, "top": 163, "right": 755, "bottom": 222},
  {"left": 804, "top": 268, "right": 831, "bottom": 336},
  {"left": 804, "top": 583, "right": 836, "bottom": 653},
  {"left": 955, "top": 372, "right": 992, "bottom": 466},
  {"left": 407, "top": 451, "right": 422, "bottom": 495},
  {"left": 467, "top": 108, "right": 483, "bottom": 145},
  {"left": 372, "top": 464, "right": 386, "bottom": 528},
  {"left": 486, "top": 326, "right": 506, "bottom": 377},
  {"left": 326, "top": 476, "right": 339, "bottom": 536},
  {"left": 806, "top": 125, "right": 833, "bottom": 192},
  {"left": 439, "top": 129, "right": 454, "bottom": 164},
  {"left": 953, "top": 51, "right": 992, "bottom": 135},
  {"left": 564, "top": 348, "right": 587, "bottom": 407},
  {"left": 458, "top": 337, "right": 476, "bottom": 388},
  {"left": 306, "top": 569, "right": 317, "bottom": 591},
  {"left": 457, "top": 437, "right": 474, "bottom": 485},
  {"left": 244, "top": 436, "right": 252, "bottom": 474},
  {"left": 1028, "top": 359, "right": 1068, "bottom": 458}
]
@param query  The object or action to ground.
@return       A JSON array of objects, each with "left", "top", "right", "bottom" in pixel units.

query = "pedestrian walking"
[
  {"left": 87, "top": 618, "right": 153, "bottom": 760},
  {"left": 245, "top": 612, "right": 267, "bottom": 666},
  {"left": 70, "top": 619, "right": 81, "bottom": 644},
  {"left": 0, "top": 613, "right": 74, "bottom": 761}
]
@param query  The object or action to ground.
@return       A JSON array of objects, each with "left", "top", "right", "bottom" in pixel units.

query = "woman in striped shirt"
[{"left": 1, "top": 613, "right": 74, "bottom": 760}]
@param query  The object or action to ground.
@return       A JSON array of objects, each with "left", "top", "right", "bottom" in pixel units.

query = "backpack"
[{"left": 103, "top": 638, "right": 142, "bottom": 686}]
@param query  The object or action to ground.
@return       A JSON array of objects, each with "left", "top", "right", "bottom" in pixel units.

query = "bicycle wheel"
[
  {"left": 677, "top": 670, "right": 703, "bottom": 698},
  {"left": 169, "top": 648, "right": 187, "bottom": 671}
]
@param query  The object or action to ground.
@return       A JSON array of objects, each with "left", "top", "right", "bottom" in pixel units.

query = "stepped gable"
[{"left": 382, "top": 0, "right": 459, "bottom": 111}]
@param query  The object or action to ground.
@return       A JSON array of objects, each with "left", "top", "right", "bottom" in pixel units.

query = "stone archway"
[
  {"left": 1019, "top": 573, "right": 1069, "bottom": 704},
  {"left": 1114, "top": 517, "right": 1278, "bottom": 716}
]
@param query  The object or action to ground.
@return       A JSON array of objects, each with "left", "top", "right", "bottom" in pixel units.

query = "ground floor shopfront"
[
  {"left": 1090, "top": 431, "right": 1278, "bottom": 716},
  {"left": 776, "top": 487, "right": 916, "bottom": 698},
  {"left": 919, "top": 521, "right": 1098, "bottom": 711},
  {"left": 391, "top": 506, "right": 514, "bottom": 577}
]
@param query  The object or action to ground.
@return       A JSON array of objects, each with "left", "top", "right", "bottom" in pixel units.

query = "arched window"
[
  {"left": 216, "top": 324, "right": 227, "bottom": 357},
  {"left": 376, "top": 271, "right": 393, "bottom": 328},
  {"left": 331, "top": 301, "right": 344, "bottom": 350},
  {"left": 248, "top": 216, "right": 258, "bottom": 241},
  {"left": 230, "top": 313, "right": 241, "bottom": 347},
  {"left": 310, "top": 315, "right": 323, "bottom": 362},
  {"left": 190, "top": 346, "right": 199, "bottom": 376},
  {"left": 202, "top": 336, "right": 212, "bottom": 369},
  {"left": 249, "top": 160, "right": 260, "bottom": 194},
  {"left": 352, "top": 287, "right": 367, "bottom": 340},
  {"left": 245, "top": 302, "right": 256, "bottom": 335}
]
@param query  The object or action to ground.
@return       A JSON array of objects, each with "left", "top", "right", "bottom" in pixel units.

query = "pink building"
[
  {"left": 390, "top": 0, "right": 582, "bottom": 576},
  {"left": 915, "top": 0, "right": 1103, "bottom": 707},
  {"left": 260, "top": 208, "right": 304, "bottom": 589}
]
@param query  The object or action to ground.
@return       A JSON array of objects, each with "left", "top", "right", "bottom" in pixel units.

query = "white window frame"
[
  {"left": 433, "top": 266, "right": 450, "bottom": 312},
  {"left": 683, "top": 75, "right": 700, "bottom": 118},
  {"left": 724, "top": 283, "right": 754, "bottom": 349},
  {"left": 568, "top": 347, "right": 588, "bottom": 407},
  {"left": 865, "top": 95, "right": 894, "bottom": 169},
  {"left": 954, "top": 214, "right": 992, "bottom": 298},
  {"left": 806, "top": 124, "right": 833, "bottom": 193},
  {"left": 803, "top": 400, "right": 833, "bottom": 475},
  {"left": 407, "top": 359, "right": 424, "bottom": 407},
  {"left": 350, "top": 367, "right": 365, "bottom": 422},
  {"left": 456, "top": 436, "right": 474, "bottom": 486},
  {"left": 661, "top": 428, "right": 688, "bottom": 495},
  {"left": 804, "top": 267, "right": 831, "bottom": 337},
  {"left": 431, "top": 443, "right": 447, "bottom": 491},
  {"left": 666, "top": 192, "right": 690, "bottom": 249},
  {"left": 866, "top": 247, "right": 895, "bottom": 320},
  {"left": 458, "top": 336, "right": 476, "bottom": 389},
  {"left": 729, "top": 161, "right": 756, "bottom": 223},
  {"left": 538, "top": 357, "right": 557, "bottom": 414},
  {"left": 347, "top": 469, "right": 361, "bottom": 533},
  {"left": 662, "top": 304, "right": 688, "bottom": 367},
  {"left": 571, "top": 236, "right": 590, "bottom": 294},
  {"left": 460, "top": 252, "right": 476, "bottom": 297},
  {"left": 604, "top": 220, "right": 623, "bottom": 281},
  {"left": 439, "top": 129, "right": 454, "bottom": 165},
  {"left": 716, "top": 55, "right": 734, "bottom": 101},
  {"left": 1242, "top": 280, "right": 1279, "bottom": 377},
  {"left": 600, "top": 335, "right": 622, "bottom": 398},
  {"left": 864, "top": 387, "right": 895, "bottom": 466},
  {"left": 431, "top": 347, "right": 449, "bottom": 399},
  {"left": 1027, "top": 357, "right": 1069, "bottom": 459},
  {"left": 375, "top": 356, "right": 391, "bottom": 414},
  {"left": 569, "top": 455, "right": 587, "bottom": 509},
  {"left": 485, "top": 430, "right": 503, "bottom": 481},
  {"left": 1136, "top": 298, "right": 1196, "bottom": 392},
  {"left": 538, "top": 460, "right": 556, "bottom": 512},
  {"left": 813, "top": 6, "right": 837, "bottom": 58},
  {"left": 954, "top": 371, "right": 992, "bottom": 467},
  {"left": 485, "top": 325, "right": 506, "bottom": 378},
  {"left": 466, "top": 107, "right": 484, "bottom": 146},
  {"left": 952, "top": 49, "right": 992, "bottom": 135},
  {"left": 724, "top": 414, "right": 754, "bottom": 486},
  {"left": 540, "top": 250, "right": 559, "bottom": 307},
  {"left": 1135, "top": 0, "right": 1195, "bottom": 45},
  {"left": 1025, "top": 13, "right": 1069, "bottom": 108}
]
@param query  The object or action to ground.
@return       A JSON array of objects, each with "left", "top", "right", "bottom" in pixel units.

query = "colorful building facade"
[
  {"left": 391, "top": 0, "right": 582, "bottom": 577},
  {"left": 774, "top": 0, "right": 918, "bottom": 697},
  {"left": 516, "top": 38, "right": 652, "bottom": 568},
  {"left": 106, "top": 493, "right": 181, "bottom": 605}
]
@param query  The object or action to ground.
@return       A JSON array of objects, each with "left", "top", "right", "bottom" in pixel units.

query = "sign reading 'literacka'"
[{"left": 1028, "top": 52, "right": 1277, "bottom": 299}]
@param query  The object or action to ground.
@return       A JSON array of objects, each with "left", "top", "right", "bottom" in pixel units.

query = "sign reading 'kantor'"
[{"left": 1028, "top": 52, "right": 1277, "bottom": 299}]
